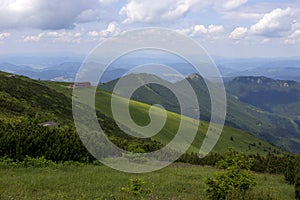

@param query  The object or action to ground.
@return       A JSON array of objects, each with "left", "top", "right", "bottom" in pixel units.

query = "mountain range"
[{"left": 1, "top": 56, "right": 300, "bottom": 82}]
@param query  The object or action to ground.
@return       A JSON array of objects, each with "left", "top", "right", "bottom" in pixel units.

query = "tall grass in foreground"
[{"left": 0, "top": 160, "right": 294, "bottom": 200}]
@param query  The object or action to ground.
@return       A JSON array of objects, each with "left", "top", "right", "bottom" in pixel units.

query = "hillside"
[
  {"left": 226, "top": 76, "right": 300, "bottom": 119},
  {"left": 0, "top": 71, "right": 285, "bottom": 156},
  {"left": 0, "top": 71, "right": 72, "bottom": 122},
  {"left": 100, "top": 73, "right": 300, "bottom": 153}
]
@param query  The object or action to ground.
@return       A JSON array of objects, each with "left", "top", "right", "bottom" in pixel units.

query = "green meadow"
[{"left": 0, "top": 163, "right": 294, "bottom": 200}]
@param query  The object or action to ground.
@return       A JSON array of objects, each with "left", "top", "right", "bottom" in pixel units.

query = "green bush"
[
  {"left": 22, "top": 156, "right": 55, "bottom": 167},
  {"left": 0, "top": 156, "right": 18, "bottom": 167},
  {"left": 205, "top": 149, "right": 257, "bottom": 200}
]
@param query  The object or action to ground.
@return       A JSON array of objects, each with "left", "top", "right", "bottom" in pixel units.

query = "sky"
[{"left": 0, "top": 0, "right": 299, "bottom": 58}]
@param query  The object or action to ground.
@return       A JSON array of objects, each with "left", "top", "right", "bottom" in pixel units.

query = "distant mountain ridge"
[
  {"left": 1, "top": 56, "right": 300, "bottom": 82},
  {"left": 226, "top": 76, "right": 300, "bottom": 116}
]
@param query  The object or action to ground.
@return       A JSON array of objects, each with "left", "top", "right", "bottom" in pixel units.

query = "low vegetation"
[
  {"left": 205, "top": 149, "right": 257, "bottom": 200},
  {"left": 1, "top": 72, "right": 300, "bottom": 199},
  {"left": 0, "top": 157, "right": 295, "bottom": 200}
]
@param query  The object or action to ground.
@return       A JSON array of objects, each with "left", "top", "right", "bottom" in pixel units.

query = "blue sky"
[{"left": 0, "top": 0, "right": 299, "bottom": 58}]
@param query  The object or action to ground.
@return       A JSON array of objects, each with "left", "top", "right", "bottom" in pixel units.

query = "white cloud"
[
  {"left": 88, "top": 22, "right": 120, "bottom": 38},
  {"left": 98, "top": 0, "right": 117, "bottom": 6},
  {"left": 191, "top": 25, "right": 208, "bottom": 36},
  {"left": 0, "top": 32, "right": 11, "bottom": 40},
  {"left": 208, "top": 25, "right": 224, "bottom": 34},
  {"left": 24, "top": 31, "right": 81, "bottom": 43},
  {"left": 229, "top": 27, "right": 248, "bottom": 40},
  {"left": 177, "top": 24, "right": 224, "bottom": 38},
  {"left": 88, "top": 31, "right": 100, "bottom": 37},
  {"left": 0, "top": 0, "right": 101, "bottom": 30},
  {"left": 23, "top": 33, "right": 43, "bottom": 42},
  {"left": 221, "top": 0, "right": 248, "bottom": 10},
  {"left": 250, "top": 7, "right": 297, "bottom": 37},
  {"left": 284, "top": 29, "right": 300, "bottom": 44},
  {"left": 119, "top": 0, "right": 212, "bottom": 24},
  {"left": 119, "top": 0, "right": 252, "bottom": 24}
]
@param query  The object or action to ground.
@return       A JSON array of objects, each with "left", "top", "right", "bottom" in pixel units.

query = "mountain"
[
  {"left": 0, "top": 71, "right": 72, "bottom": 122},
  {"left": 226, "top": 76, "right": 300, "bottom": 118},
  {"left": 0, "top": 71, "right": 284, "bottom": 155},
  {"left": 2, "top": 56, "right": 300, "bottom": 83},
  {"left": 100, "top": 73, "right": 300, "bottom": 153},
  {"left": 226, "top": 76, "right": 300, "bottom": 150},
  {"left": 0, "top": 62, "right": 130, "bottom": 83}
]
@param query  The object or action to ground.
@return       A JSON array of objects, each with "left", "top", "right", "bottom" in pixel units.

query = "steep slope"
[
  {"left": 100, "top": 73, "right": 300, "bottom": 153},
  {"left": 0, "top": 71, "right": 72, "bottom": 122},
  {"left": 0, "top": 71, "right": 286, "bottom": 155},
  {"left": 94, "top": 89, "right": 285, "bottom": 155},
  {"left": 226, "top": 76, "right": 300, "bottom": 119},
  {"left": 188, "top": 75, "right": 300, "bottom": 153}
]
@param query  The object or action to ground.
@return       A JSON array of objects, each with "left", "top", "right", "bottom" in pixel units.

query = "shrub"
[
  {"left": 205, "top": 149, "right": 256, "bottom": 200},
  {"left": 22, "top": 156, "right": 55, "bottom": 168},
  {"left": 120, "top": 178, "right": 151, "bottom": 197}
]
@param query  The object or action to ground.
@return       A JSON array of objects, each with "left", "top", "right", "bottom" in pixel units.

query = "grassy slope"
[
  {"left": 0, "top": 164, "right": 294, "bottom": 200},
  {"left": 0, "top": 72, "right": 294, "bottom": 199},
  {"left": 0, "top": 72, "right": 72, "bottom": 122},
  {"left": 94, "top": 89, "right": 285, "bottom": 155},
  {"left": 50, "top": 80, "right": 286, "bottom": 155},
  {"left": 0, "top": 71, "right": 285, "bottom": 155},
  {"left": 101, "top": 74, "right": 300, "bottom": 153}
]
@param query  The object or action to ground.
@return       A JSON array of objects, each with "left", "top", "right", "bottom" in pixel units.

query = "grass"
[
  {"left": 33, "top": 78, "right": 288, "bottom": 155},
  {"left": 101, "top": 74, "right": 300, "bottom": 153},
  {"left": 43, "top": 80, "right": 287, "bottom": 155},
  {"left": 0, "top": 164, "right": 294, "bottom": 200},
  {"left": 0, "top": 72, "right": 286, "bottom": 156},
  {"left": 0, "top": 74, "right": 295, "bottom": 200},
  {"left": 94, "top": 89, "right": 285, "bottom": 155}
]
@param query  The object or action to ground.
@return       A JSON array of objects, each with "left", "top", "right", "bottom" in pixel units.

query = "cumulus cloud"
[
  {"left": 229, "top": 27, "right": 248, "bottom": 40},
  {"left": 227, "top": 6, "right": 300, "bottom": 43},
  {"left": 24, "top": 31, "right": 81, "bottom": 43},
  {"left": 219, "top": 0, "right": 248, "bottom": 10},
  {"left": 0, "top": 0, "right": 104, "bottom": 30},
  {"left": 88, "top": 22, "right": 120, "bottom": 38},
  {"left": 207, "top": 25, "right": 225, "bottom": 34},
  {"left": 177, "top": 24, "right": 224, "bottom": 38},
  {"left": 250, "top": 7, "right": 297, "bottom": 37},
  {"left": 119, "top": 0, "right": 250, "bottom": 24},
  {"left": 98, "top": 0, "right": 117, "bottom": 6},
  {"left": 284, "top": 29, "right": 300, "bottom": 44},
  {"left": 191, "top": 25, "right": 208, "bottom": 35},
  {"left": 0, "top": 32, "right": 11, "bottom": 41},
  {"left": 119, "top": 0, "right": 214, "bottom": 24}
]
